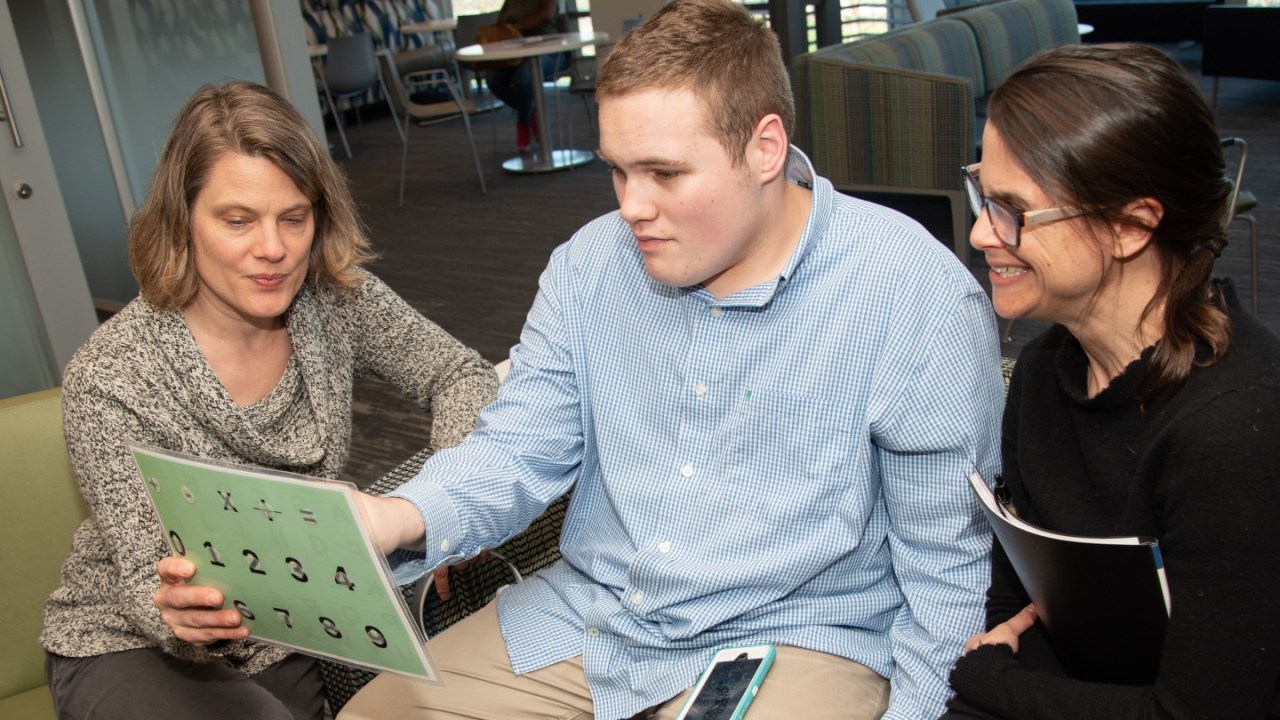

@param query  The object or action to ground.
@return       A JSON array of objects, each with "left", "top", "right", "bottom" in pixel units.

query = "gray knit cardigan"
[{"left": 41, "top": 270, "right": 497, "bottom": 676}]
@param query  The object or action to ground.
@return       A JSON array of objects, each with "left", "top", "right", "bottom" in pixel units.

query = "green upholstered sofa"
[
  {"left": 0, "top": 383, "right": 561, "bottom": 718},
  {"left": 0, "top": 388, "right": 87, "bottom": 720},
  {"left": 791, "top": 0, "right": 1080, "bottom": 262}
]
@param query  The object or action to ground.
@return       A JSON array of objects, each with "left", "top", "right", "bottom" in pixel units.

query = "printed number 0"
[
  {"left": 366, "top": 626, "right": 388, "bottom": 648},
  {"left": 168, "top": 531, "right": 186, "bottom": 556}
]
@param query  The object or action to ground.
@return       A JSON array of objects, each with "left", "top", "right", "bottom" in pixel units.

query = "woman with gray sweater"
[{"left": 39, "top": 81, "right": 497, "bottom": 720}]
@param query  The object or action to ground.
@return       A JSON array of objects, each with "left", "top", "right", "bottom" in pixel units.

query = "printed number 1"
[{"left": 204, "top": 541, "right": 226, "bottom": 567}]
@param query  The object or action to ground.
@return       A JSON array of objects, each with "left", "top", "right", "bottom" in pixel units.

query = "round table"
[
  {"left": 458, "top": 31, "right": 609, "bottom": 173},
  {"left": 401, "top": 18, "right": 458, "bottom": 34}
]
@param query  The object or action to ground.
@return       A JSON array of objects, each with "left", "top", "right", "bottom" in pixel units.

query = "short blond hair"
[
  {"left": 595, "top": 0, "right": 794, "bottom": 165},
  {"left": 129, "top": 81, "right": 374, "bottom": 309}
]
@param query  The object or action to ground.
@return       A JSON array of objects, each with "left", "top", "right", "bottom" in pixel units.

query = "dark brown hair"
[
  {"left": 129, "top": 81, "right": 373, "bottom": 309},
  {"left": 595, "top": 0, "right": 794, "bottom": 166},
  {"left": 988, "top": 43, "right": 1232, "bottom": 398}
]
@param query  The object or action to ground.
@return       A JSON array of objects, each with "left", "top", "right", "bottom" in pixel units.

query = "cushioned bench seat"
[{"left": 792, "top": 0, "right": 1079, "bottom": 260}]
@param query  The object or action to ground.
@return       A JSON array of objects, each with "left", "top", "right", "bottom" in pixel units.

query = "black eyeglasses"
[{"left": 962, "top": 163, "right": 1086, "bottom": 248}]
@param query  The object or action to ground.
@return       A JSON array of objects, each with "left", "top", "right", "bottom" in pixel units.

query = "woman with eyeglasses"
[{"left": 944, "top": 44, "right": 1280, "bottom": 719}]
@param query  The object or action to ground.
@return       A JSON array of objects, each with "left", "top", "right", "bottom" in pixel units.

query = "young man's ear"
[
  {"left": 750, "top": 113, "right": 789, "bottom": 182},
  {"left": 1112, "top": 198, "right": 1164, "bottom": 260}
]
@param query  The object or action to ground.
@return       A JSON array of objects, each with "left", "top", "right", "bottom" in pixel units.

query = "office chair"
[
  {"left": 908, "top": 0, "right": 947, "bottom": 21},
  {"left": 1221, "top": 137, "right": 1260, "bottom": 314},
  {"left": 319, "top": 32, "right": 404, "bottom": 159},
  {"left": 380, "top": 57, "right": 487, "bottom": 203}
]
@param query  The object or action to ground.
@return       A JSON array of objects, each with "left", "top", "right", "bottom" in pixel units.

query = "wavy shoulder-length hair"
[
  {"left": 989, "top": 43, "right": 1232, "bottom": 398},
  {"left": 129, "top": 81, "right": 374, "bottom": 309}
]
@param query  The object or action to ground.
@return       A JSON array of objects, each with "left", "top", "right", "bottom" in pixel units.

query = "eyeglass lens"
[{"left": 963, "top": 172, "right": 1018, "bottom": 247}]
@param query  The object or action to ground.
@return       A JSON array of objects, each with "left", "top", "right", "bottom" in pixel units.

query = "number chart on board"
[{"left": 131, "top": 445, "right": 438, "bottom": 683}]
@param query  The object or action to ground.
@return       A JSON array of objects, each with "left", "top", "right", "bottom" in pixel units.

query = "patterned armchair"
[{"left": 792, "top": 0, "right": 1079, "bottom": 262}]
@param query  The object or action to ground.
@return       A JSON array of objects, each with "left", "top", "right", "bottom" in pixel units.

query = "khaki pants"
[{"left": 338, "top": 601, "right": 889, "bottom": 720}]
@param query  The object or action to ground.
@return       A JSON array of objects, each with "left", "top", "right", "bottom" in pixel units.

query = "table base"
[{"left": 502, "top": 148, "right": 595, "bottom": 174}]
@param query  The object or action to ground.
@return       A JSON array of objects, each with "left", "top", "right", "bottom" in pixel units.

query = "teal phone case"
[{"left": 674, "top": 644, "right": 776, "bottom": 720}]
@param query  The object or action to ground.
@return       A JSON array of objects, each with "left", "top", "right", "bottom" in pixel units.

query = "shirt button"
[
  {"left": 587, "top": 627, "right": 600, "bottom": 637},
  {"left": 710, "top": 307, "right": 724, "bottom": 318},
  {"left": 680, "top": 464, "right": 693, "bottom": 478},
  {"left": 694, "top": 383, "right": 707, "bottom": 397},
  {"left": 439, "top": 539, "right": 450, "bottom": 553},
  {"left": 657, "top": 541, "right": 672, "bottom": 554},
  {"left": 631, "top": 591, "right": 644, "bottom": 605}
]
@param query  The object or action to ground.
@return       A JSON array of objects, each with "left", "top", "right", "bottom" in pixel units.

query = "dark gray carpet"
[{"left": 336, "top": 44, "right": 1280, "bottom": 486}]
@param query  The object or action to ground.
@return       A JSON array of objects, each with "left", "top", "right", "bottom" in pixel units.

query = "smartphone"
[{"left": 673, "top": 644, "right": 776, "bottom": 720}]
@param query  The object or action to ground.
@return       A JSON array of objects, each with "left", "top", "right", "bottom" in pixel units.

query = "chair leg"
[
  {"left": 1241, "top": 213, "right": 1259, "bottom": 314},
  {"left": 567, "top": 87, "right": 574, "bottom": 169},
  {"left": 399, "top": 118, "right": 412, "bottom": 207},
  {"left": 448, "top": 80, "right": 487, "bottom": 194},
  {"left": 322, "top": 85, "right": 352, "bottom": 159},
  {"left": 377, "top": 72, "right": 406, "bottom": 142},
  {"left": 461, "top": 107, "right": 487, "bottom": 195},
  {"left": 578, "top": 93, "right": 596, "bottom": 141}
]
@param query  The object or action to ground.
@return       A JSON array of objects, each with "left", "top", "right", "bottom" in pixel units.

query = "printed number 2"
[{"left": 243, "top": 549, "right": 266, "bottom": 575}]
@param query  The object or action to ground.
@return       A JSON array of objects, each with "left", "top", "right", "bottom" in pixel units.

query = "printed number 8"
[{"left": 320, "top": 616, "right": 343, "bottom": 639}]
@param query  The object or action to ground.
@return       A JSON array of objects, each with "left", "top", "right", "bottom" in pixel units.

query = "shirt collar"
[{"left": 698, "top": 145, "right": 827, "bottom": 309}]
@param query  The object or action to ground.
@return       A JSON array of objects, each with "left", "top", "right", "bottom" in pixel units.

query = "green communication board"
[{"left": 132, "top": 445, "right": 438, "bottom": 683}]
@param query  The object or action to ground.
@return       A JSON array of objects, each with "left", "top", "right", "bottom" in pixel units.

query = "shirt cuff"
[
  {"left": 387, "top": 548, "right": 429, "bottom": 585},
  {"left": 385, "top": 478, "right": 465, "bottom": 569}
]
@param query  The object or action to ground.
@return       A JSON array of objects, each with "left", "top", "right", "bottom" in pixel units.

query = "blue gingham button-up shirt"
[{"left": 391, "top": 148, "right": 1003, "bottom": 719}]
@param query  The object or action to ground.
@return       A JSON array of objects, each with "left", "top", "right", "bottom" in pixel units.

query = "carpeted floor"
[{"left": 335, "top": 42, "right": 1280, "bottom": 486}]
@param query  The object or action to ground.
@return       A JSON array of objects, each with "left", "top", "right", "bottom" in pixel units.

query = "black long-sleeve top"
[{"left": 950, "top": 286, "right": 1280, "bottom": 719}]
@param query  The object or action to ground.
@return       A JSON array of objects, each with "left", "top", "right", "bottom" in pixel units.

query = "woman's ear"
[{"left": 1112, "top": 198, "right": 1164, "bottom": 260}]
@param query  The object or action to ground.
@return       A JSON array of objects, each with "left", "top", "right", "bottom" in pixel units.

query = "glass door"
[{"left": 0, "top": 0, "right": 97, "bottom": 399}]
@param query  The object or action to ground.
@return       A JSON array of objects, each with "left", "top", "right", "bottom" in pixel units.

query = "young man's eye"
[{"left": 653, "top": 170, "right": 680, "bottom": 180}]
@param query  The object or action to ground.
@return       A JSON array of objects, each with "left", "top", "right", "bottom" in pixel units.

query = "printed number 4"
[{"left": 335, "top": 566, "right": 356, "bottom": 591}]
